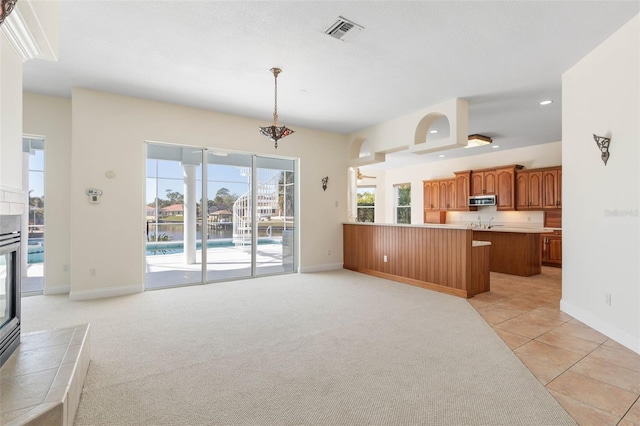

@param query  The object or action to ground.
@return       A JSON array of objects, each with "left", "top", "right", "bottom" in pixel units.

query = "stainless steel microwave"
[{"left": 469, "top": 195, "right": 496, "bottom": 206}]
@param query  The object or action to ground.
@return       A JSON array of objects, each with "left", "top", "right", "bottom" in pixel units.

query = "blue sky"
[{"left": 29, "top": 150, "right": 45, "bottom": 198}]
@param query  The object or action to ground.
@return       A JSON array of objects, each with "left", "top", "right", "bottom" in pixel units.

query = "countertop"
[
  {"left": 472, "top": 241, "right": 491, "bottom": 247},
  {"left": 346, "top": 222, "right": 554, "bottom": 233},
  {"left": 471, "top": 227, "right": 555, "bottom": 234}
]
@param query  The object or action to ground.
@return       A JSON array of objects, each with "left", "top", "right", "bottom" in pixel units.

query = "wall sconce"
[
  {"left": 593, "top": 134, "right": 611, "bottom": 165},
  {"left": 322, "top": 176, "right": 329, "bottom": 191}
]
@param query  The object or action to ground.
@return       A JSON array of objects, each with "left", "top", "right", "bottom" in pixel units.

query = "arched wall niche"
[
  {"left": 409, "top": 98, "right": 468, "bottom": 154},
  {"left": 349, "top": 136, "right": 367, "bottom": 161},
  {"left": 348, "top": 136, "right": 386, "bottom": 167},
  {"left": 414, "top": 112, "right": 451, "bottom": 146}
]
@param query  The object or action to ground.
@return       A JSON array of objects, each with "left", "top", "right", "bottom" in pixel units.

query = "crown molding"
[{"left": 1, "top": 0, "right": 57, "bottom": 62}]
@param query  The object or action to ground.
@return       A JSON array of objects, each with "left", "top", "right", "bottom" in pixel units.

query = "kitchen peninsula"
[
  {"left": 343, "top": 223, "right": 491, "bottom": 298},
  {"left": 472, "top": 227, "right": 550, "bottom": 276}
]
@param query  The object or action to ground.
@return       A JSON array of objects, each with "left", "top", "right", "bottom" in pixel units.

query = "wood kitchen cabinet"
[
  {"left": 516, "top": 170, "right": 543, "bottom": 210},
  {"left": 438, "top": 179, "right": 456, "bottom": 210},
  {"left": 542, "top": 167, "right": 562, "bottom": 209},
  {"left": 424, "top": 176, "right": 474, "bottom": 212},
  {"left": 423, "top": 180, "right": 439, "bottom": 211},
  {"left": 471, "top": 170, "right": 496, "bottom": 195},
  {"left": 541, "top": 230, "right": 562, "bottom": 267},
  {"left": 454, "top": 171, "right": 474, "bottom": 210},
  {"left": 495, "top": 166, "right": 523, "bottom": 211}
]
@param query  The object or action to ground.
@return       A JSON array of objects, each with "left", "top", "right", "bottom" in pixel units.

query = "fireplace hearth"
[{"left": 0, "top": 215, "right": 21, "bottom": 368}]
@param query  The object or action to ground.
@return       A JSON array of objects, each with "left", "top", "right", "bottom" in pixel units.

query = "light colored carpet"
[{"left": 21, "top": 270, "right": 575, "bottom": 425}]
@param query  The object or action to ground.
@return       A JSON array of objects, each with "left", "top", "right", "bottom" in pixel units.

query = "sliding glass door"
[
  {"left": 205, "top": 151, "right": 252, "bottom": 281},
  {"left": 145, "top": 143, "right": 296, "bottom": 289},
  {"left": 145, "top": 145, "right": 203, "bottom": 289},
  {"left": 255, "top": 156, "right": 295, "bottom": 276}
]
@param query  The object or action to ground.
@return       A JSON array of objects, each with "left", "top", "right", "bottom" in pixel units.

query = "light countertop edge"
[
  {"left": 345, "top": 222, "right": 555, "bottom": 233},
  {"left": 472, "top": 241, "right": 491, "bottom": 247}
]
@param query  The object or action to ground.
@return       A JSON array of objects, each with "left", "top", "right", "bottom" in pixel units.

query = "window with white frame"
[
  {"left": 356, "top": 187, "right": 375, "bottom": 223},
  {"left": 394, "top": 184, "right": 411, "bottom": 224}
]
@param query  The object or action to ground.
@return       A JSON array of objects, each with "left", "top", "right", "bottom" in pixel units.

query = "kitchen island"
[
  {"left": 472, "top": 227, "right": 551, "bottom": 276},
  {"left": 343, "top": 223, "right": 491, "bottom": 298}
]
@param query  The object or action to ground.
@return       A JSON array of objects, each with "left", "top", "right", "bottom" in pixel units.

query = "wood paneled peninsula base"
[
  {"left": 472, "top": 227, "right": 551, "bottom": 277},
  {"left": 343, "top": 223, "right": 491, "bottom": 298}
]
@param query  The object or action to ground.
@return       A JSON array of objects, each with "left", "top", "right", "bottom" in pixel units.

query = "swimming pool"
[
  {"left": 146, "top": 238, "right": 281, "bottom": 256},
  {"left": 25, "top": 238, "right": 283, "bottom": 263}
]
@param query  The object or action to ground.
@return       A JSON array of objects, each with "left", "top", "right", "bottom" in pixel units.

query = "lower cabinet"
[{"left": 541, "top": 231, "right": 562, "bottom": 267}]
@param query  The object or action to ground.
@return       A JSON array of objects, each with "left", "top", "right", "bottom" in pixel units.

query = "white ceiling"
[{"left": 22, "top": 1, "right": 639, "bottom": 168}]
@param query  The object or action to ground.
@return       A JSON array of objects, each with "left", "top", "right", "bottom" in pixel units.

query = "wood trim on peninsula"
[{"left": 343, "top": 223, "right": 490, "bottom": 298}]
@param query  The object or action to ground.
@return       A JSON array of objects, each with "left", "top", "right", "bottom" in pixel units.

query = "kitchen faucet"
[
  {"left": 478, "top": 215, "right": 482, "bottom": 228},
  {"left": 488, "top": 217, "right": 495, "bottom": 229}
]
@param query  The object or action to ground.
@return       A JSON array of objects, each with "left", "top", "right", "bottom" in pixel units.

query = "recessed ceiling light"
[
  {"left": 438, "top": 154, "right": 445, "bottom": 158},
  {"left": 492, "top": 145, "right": 500, "bottom": 149},
  {"left": 430, "top": 130, "right": 438, "bottom": 134},
  {"left": 539, "top": 100, "right": 553, "bottom": 105}
]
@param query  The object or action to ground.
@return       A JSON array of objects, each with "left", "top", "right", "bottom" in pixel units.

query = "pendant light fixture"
[{"left": 259, "top": 67, "right": 294, "bottom": 149}]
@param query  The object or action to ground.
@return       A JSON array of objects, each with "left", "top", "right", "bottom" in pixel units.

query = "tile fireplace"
[{"left": 0, "top": 215, "right": 21, "bottom": 368}]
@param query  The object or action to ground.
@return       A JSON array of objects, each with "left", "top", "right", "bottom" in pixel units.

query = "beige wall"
[
  {"left": 22, "top": 88, "right": 348, "bottom": 299},
  {"left": 0, "top": 35, "right": 24, "bottom": 193},
  {"left": 562, "top": 14, "right": 639, "bottom": 353}
]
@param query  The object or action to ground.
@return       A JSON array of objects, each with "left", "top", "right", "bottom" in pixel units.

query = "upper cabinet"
[
  {"left": 454, "top": 171, "right": 471, "bottom": 210},
  {"left": 423, "top": 172, "right": 475, "bottom": 215},
  {"left": 542, "top": 167, "right": 562, "bottom": 209},
  {"left": 471, "top": 170, "right": 496, "bottom": 195},
  {"left": 423, "top": 180, "right": 440, "bottom": 211},
  {"left": 438, "top": 179, "right": 456, "bottom": 210},
  {"left": 516, "top": 170, "right": 543, "bottom": 210},
  {"left": 495, "top": 166, "right": 523, "bottom": 211},
  {"left": 515, "top": 166, "right": 562, "bottom": 211},
  {"left": 423, "top": 165, "right": 559, "bottom": 214}
]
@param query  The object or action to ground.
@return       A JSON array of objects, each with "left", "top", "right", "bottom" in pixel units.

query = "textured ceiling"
[{"left": 22, "top": 1, "right": 639, "bottom": 166}]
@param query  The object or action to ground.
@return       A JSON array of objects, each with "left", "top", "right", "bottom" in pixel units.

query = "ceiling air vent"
[{"left": 325, "top": 16, "right": 364, "bottom": 41}]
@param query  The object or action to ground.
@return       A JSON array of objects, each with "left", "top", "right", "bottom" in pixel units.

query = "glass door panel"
[
  {"left": 145, "top": 144, "right": 202, "bottom": 289},
  {"left": 23, "top": 138, "right": 45, "bottom": 294},
  {"left": 255, "top": 156, "right": 295, "bottom": 276},
  {"left": 205, "top": 152, "right": 253, "bottom": 282}
]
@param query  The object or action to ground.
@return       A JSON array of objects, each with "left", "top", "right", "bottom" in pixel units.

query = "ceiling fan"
[{"left": 356, "top": 168, "right": 376, "bottom": 180}]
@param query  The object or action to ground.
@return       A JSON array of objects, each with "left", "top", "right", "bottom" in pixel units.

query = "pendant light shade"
[{"left": 259, "top": 67, "right": 294, "bottom": 149}]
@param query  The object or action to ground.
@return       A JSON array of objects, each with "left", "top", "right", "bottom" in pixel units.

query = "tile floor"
[{"left": 469, "top": 266, "right": 640, "bottom": 426}]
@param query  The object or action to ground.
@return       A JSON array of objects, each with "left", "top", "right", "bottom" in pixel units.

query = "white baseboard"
[
  {"left": 69, "top": 284, "right": 143, "bottom": 301},
  {"left": 298, "top": 263, "right": 343, "bottom": 273},
  {"left": 561, "top": 299, "right": 640, "bottom": 355},
  {"left": 44, "top": 285, "right": 71, "bottom": 295}
]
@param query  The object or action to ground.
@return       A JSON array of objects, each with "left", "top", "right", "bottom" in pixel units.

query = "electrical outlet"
[
  {"left": 63, "top": 265, "right": 69, "bottom": 272},
  {"left": 327, "top": 249, "right": 331, "bottom": 256},
  {"left": 335, "top": 201, "right": 339, "bottom": 207},
  {"left": 383, "top": 255, "right": 388, "bottom": 262},
  {"left": 605, "top": 293, "right": 612, "bottom": 306},
  {"left": 527, "top": 216, "right": 531, "bottom": 222},
  {"left": 89, "top": 268, "right": 96, "bottom": 277}
]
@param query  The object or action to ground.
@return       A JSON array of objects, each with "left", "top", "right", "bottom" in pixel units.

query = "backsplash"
[{"left": 446, "top": 207, "right": 544, "bottom": 228}]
